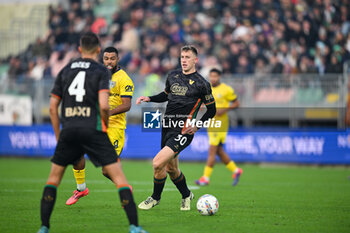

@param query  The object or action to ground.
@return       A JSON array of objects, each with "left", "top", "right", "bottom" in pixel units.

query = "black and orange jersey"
[
  {"left": 163, "top": 69, "right": 215, "bottom": 131},
  {"left": 51, "top": 58, "right": 110, "bottom": 131}
]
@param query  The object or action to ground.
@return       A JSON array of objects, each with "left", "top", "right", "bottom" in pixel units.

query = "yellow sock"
[
  {"left": 73, "top": 168, "right": 86, "bottom": 191},
  {"left": 203, "top": 166, "right": 213, "bottom": 178},
  {"left": 226, "top": 161, "right": 237, "bottom": 173}
]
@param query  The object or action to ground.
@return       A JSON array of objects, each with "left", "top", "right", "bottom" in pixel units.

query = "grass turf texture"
[{"left": 0, "top": 158, "right": 349, "bottom": 233}]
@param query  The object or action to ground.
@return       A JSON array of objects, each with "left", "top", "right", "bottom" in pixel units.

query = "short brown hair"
[
  {"left": 80, "top": 32, "right": 100, "bottom": 53},
  {"left": 181, "top": 45, "right": 198, "bottom": 57}
]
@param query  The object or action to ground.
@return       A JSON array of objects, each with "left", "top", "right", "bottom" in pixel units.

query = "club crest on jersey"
[
  {"left": 189, "top": 79, "right": 195, "bottom": 85},
  {"left": 109, "top": 81, "right": 116, "bottom": 88},
  {"left": 170, "top": 83, "right": 188, "bottom": 96}
]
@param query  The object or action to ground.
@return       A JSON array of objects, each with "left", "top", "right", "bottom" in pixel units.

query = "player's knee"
[
  {"left": 152, "top": 159, "right": 164, "bottom": 172},
  {"left": 165, "top": 166, "right": 173, "bottom": 173},
  {"left": 166, "top": 166, "right": 176, "bottom": 176}
]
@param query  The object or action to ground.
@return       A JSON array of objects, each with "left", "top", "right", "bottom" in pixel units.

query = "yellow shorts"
[
  {"left": 107, "top": 128, "right": 125, "bottom": 156},
  {"left": 208, "top": 131, "right": 228, "bottom": 146}
]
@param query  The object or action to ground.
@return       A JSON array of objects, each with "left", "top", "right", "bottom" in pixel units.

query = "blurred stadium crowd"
[{"left": 3, "top": 0, "right": 350, "bottom": 82}]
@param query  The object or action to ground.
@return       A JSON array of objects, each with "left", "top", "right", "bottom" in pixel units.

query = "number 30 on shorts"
[{"left": 174, "top": 134, "right": 187, "bottom": 146}]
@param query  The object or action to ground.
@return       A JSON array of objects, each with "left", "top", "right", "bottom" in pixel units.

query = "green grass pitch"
[{"left": 0, "top": 158, "right": 350, "bottom": 233}]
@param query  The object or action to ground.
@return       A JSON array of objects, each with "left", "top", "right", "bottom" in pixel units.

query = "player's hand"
[
  {"left": 136, "top": 96, "right": 150, "bottom": 105},
  {"left": 182, "top": 126, "right": 198, "bottom": 135}
]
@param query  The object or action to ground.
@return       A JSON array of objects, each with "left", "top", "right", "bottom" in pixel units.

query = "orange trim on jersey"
[
  {"left": 46, "top": 182, "right": 58, "bottom": 187},
  {"left": 51, "top": 93, "right": 61, "bottom": 99},
  {"left": 205, "top": 100, "right": 215, "bottom": 105},
  {"left": 181, "top": 98, "right": 201, "bottom": 134},
  {"left": 117, "top": 184, "right": 130, "bottom": 189},
  {"left": 99, "top": 89, "right": 109, "bottom": 93},
  {"left": 101, "top": 119, "right": 107, "bottom": 132},
  {"left": 189, "top": 99, "right": 202, "bottom": 118}
]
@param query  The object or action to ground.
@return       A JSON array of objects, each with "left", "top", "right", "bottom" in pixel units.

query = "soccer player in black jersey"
[
  {"left": 37, "top": 32, "right": 147, "bottom": 233},
  {"left": 136, "top": 45, "right": 216, "bottom": 211}
]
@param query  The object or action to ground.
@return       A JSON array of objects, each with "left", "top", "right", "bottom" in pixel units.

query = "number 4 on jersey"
[{"left": 68, "top": 71, "right": 86, "bottom": 102}]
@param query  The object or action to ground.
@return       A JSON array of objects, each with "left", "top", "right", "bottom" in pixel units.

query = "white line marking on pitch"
[
  {"left": 2, "top": 185, "right": 199, "bottom": 193},
  {"left": 0, "top": 178, "right": 153, "bottom": 185}
]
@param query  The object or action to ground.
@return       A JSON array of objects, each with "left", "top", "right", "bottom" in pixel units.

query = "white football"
[{"left": 196, "top": 194, "right": 219, "bottom": 216}]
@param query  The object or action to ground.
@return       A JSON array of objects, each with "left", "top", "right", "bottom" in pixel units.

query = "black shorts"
[
  {"left": 161, "top": 128, "right": 194, "bottom": 154},
  {"left": 51, "top": 127, "right": 119, "bottom": 167}
]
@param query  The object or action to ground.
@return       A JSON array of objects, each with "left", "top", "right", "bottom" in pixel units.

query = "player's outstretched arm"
[
  {"left": 149, "top": 91, "right": 168, "bottom": 103},
  {"left": 136, "top": 91, "right": 168, "bottom": 104},
  {"left": 136, "top": 96, "right": 151, "bottom": 105},
  {"left": 49, "top": 96, "right": 61, "bottom": 141}
]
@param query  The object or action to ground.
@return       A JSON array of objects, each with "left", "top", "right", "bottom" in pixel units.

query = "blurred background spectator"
[{"left": 3, "top": 0, "right": 350, "bottom": 82}]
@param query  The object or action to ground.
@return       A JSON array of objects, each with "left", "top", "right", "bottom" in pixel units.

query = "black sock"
[
  {"left": 118, "top": 187, "right": 138, "bottom": 226},
  {"left": 171, "top": 172, "right": 190, "bottom": 199},
  {"left": 151, "top": 176, "right": 167, "bottom": 201},
  {"left": 40, "top": 185, "right": 57, "bottom": 228}
]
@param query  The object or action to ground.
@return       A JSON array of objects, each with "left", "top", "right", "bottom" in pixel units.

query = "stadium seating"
[
  {"left": 296, "top": 87, "right": 324, "bottom": 104},
  {"left": 326, "top": 93, "right": 340, "bottom": 103},
  {"left": 0, "top": 4, "right": 49, "bottom": 58},
  {"left": 255, "top": 88, "right": 294, "bottom": 104}
]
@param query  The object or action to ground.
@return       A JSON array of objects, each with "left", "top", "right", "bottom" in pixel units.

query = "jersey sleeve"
[
  {"left": 99, "top": 68, "right": 110, "bottom": 92},
  {"left": 226, "top": 85, "right": 237, "bottom": 102},
  {"left": 51, "top": 70, "right": 63, "bottom": 99},
  {"left": 119, "top": 73, "right": 134, "bottom": 98},
  {"left": 201, "top": 81, "right": 215, "bottom": 106}
]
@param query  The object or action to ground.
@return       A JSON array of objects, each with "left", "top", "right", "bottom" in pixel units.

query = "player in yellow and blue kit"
[
  {"left": 65, "top": 47, "right": 135, "bottom": 205},
  {"left": 195, "top": 68, "right": 242, "bottom": 186},
  {"left": 105, "top": 47, "right": 134, "bottom": 160}
]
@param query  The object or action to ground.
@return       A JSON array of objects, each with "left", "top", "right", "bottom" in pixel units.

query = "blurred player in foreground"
[
  {"left": 136, "top": 45, "right": 216, "bottom": 211},
  {"left": 195, "top": 68, "right": 242, "bottom": 186},
  {"left": 65, "top": 46, "right": 134, "bottom": 205},
  {"left": 37, "top": 33, "right": 146, "bottom": 233}
]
